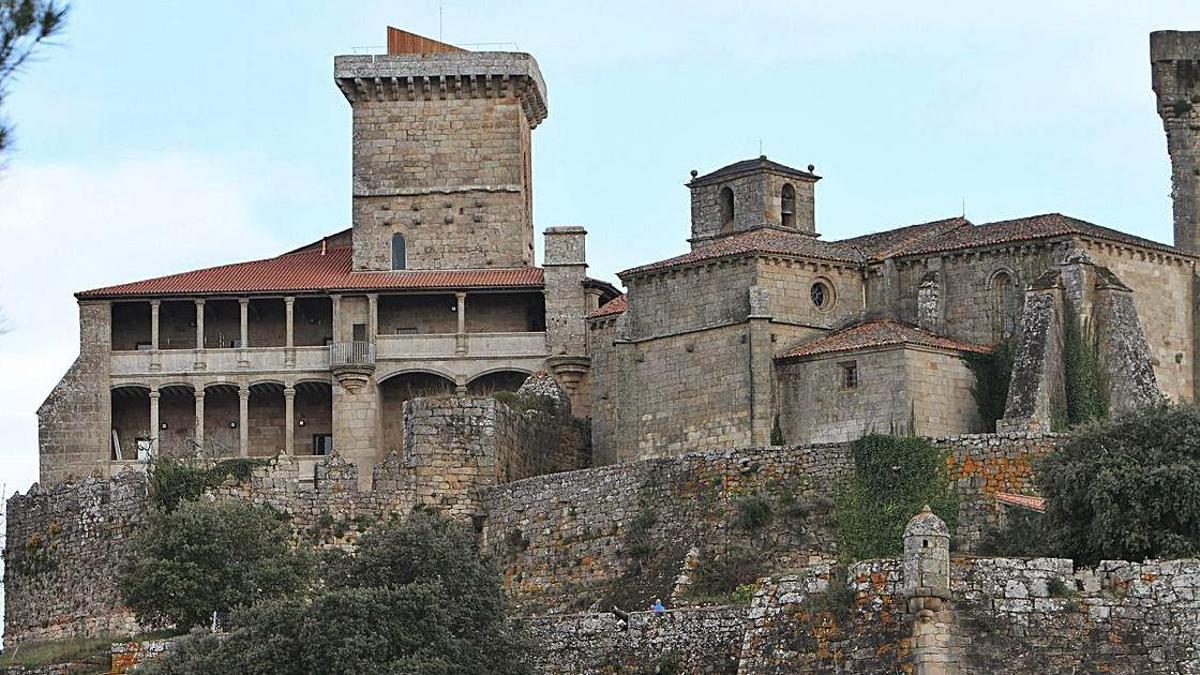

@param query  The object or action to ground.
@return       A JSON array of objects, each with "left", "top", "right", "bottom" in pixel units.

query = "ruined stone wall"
[
  {"left": 1083, "top": 241, "right": 1195, "bottom": 403},
  {"left": 3, "top": 474, "right": 147, "bottom": 646},
  {"left": 480, "top": 434, "right": 1058, "bottom": 614},
  {"left": 38, "top": 302, "right": 113, "bottom": 484},
  {"left": 778, "top": 347, "right": 911, "bottom": 444}
]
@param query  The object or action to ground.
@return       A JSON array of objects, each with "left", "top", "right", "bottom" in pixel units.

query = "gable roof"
[
  {"left": 77, "top": 245, "right": 545, "bottom": 299},
  {"left": 778, "top": 319, "right": 991, "bottom": 360},
  {"left": 837, "top": 217, "right": 970, "bottom": 260},
  {"left": 619, "top": 230, "right": 864, "bottom": 279},
  {"left": 894, "top": 213, "right": 1184, "bottom": 258},
  {"left": 689, "top": 156, "right": 820, "bottom": 187}
]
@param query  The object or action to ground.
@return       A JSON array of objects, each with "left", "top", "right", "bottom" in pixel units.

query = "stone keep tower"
[
  {"left": 1151, "top": 31, "right": 1200, "bottom": 253},
  {"left": 335, "top": 30, "right": 548, "bottom": 271},
  {"left": 687, "top": 155, "right": 820, "bottom": 249}
]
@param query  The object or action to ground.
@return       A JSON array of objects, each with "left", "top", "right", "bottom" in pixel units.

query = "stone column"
[
  {"left": 148, "top": 388, "right": 160, "bottom": 457},
  {"left": 747, "top": 286, "right": 775, "bottom": 446},
  {"left": 194, "top": 389, "right": 206, "bottom": 453},
  {"left": 455, "top": 292, "right": 468, "bottom": 355},
  {"left": 284, "top": 386, "right": 296, "bottom": 455},
  {"left": 238, "top": 298, "right": 250, "bottom": 368},
  {"left": 331, "top": 295, "right": 342, "bottom": 343},
  {"left": 368, "top": 294, "right": 379, "bottom": 344},
  {"left": 455, "top": 375, "right": 468, "bottom": 396},
  {"left": 194, "top": 299, "right": 206, "bottom": 370},
  {"left": 284, "top": 297, "right": 295, "bottom": 366},
  {"left": 238, "top": 386, "right": 250, "bottom": 457},
  {"left": 149, "top": 300, "right": 161, "bottom": 372}
]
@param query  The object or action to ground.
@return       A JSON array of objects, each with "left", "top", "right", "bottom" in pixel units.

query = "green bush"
[
  {"left": 119, "top": 500, "right": 311, "bottom": 630},
  {"left": 835, "top": 434, "right": 957, "bottom": 561},
  {"left": 149, "top": 457, "right": 267, "bottom": 512},
  {"left": 1061, "top": 305, "right": 1108, "bottom": 428},
  {"left": 734, "top": 495, "right": 773, "bottom": 531},
  {"left": 686, "top": 545, "right": 764, "bottom": 602},
  {"left": 141, "top": 510, "right": 533, "bottom": 675},
  {"left": 1034, "top": 405, "right": 1200, "bottom": 565},
  {"left": 966, "top": 339, "right": 1014, "bottom": 432}
]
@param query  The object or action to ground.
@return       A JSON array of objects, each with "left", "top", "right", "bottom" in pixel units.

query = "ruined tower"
[
  {"left": 335, "top": 28, "right": 548, "bottom": 271},
  {"left": 1151, "top": 31, "right": 1200, "bottom": 253}
]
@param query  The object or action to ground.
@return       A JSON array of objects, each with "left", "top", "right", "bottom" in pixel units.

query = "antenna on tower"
[
  {"left": 961, "top": 197, "right": 966, "bottom": 218},
  {"left": 439, "top": 3, "right": 444, "bottom": 42}
]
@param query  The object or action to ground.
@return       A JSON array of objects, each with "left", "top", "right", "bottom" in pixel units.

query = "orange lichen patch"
[
  {"left": 1141, "top": 572, "right": 1157, "bottom": 583},
  {"left": 1107, "top": 631, "right": 1124, "bottom": 644}
]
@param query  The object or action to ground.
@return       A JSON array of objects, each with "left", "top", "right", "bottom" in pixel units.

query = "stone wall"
[
  {"left": 37, "top": 302, "right": 112, "bottom": 485},
  {"left": 480, "top": 434, "right": 1059, "bottom": 614},
  {"left": 623, "top": 259, "right": 755, "bottom": 340},
  {"left": 3, "top": 474, "right": 146, "bottom": 646},
  {"left": 778, "top": 347, "right": 910, "bottom": 444}
]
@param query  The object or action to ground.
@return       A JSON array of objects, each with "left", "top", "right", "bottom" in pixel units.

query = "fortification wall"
[
  {"left": 3, "top": 474, "right": 146, "bottom": 646},
  {"left": 481, "top": 433, "right": 1059, "bottom": 613},
  {"left": 527, "top": 556, "right": 1200, "bottom": 673}
]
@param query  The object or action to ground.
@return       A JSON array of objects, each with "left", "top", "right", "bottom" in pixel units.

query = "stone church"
[{"left": 35, "top": 28, "right": 1200, "bottom": 484}]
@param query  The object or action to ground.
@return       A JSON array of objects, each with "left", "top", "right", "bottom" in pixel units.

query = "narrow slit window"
[{"left": 391, "top": 233, "right": 407, "bottom": 270}]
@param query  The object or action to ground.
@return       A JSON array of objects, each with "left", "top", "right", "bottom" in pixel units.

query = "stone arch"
[
  {"left": 467, "top": 369, "right": 532, "bottom": 395},
  {"left": 780, "top": 183, "right": 796, "bottom": 229},
  {"left": 294, "top": 380, "right": 333, "bottom": 456},
  {"left": 377, "top": 366, "right": 458, "bottom": 385},
  {"left": 719, "top": 186, "right": 735, "bottom": 234},
  {"left": 247, "top": 381, "right": 285, "bottom": 457},
  {"left": 201, "top": 383, "right": 240, "bottom": 456},
  {"left": 248, "top": 377, "right": 287, "bottom": 389},
  {"left": 378, "top": 371, "right": 457, "bottom": 455},
  {"left": 990, "top": 268, "right": 1021, "bottom": 341},
  {"left": 157, "top": 383, "right": 197, "bottom": 458}
]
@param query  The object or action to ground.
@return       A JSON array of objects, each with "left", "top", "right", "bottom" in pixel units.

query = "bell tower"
[{"left": 335, "top": 28, "right": 548, "bottom": 271}]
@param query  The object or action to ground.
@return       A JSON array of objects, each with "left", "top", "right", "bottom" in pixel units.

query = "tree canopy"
[
  {"left": 141, "top": 509, "right": 533, "bottom": 675},
  {"left": 1, "top": 0, "right": 68, "bottom": 154},
  {"left": 119, "top": 500, "right": 311, "bottom": 630}
]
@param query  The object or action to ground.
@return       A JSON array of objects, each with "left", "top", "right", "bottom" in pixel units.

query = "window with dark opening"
[
  {"left": 840, "top": 361, "right": 858, "bottom": 390},
  {"left": 719, "top": 187, "right": 735, "bottom": 233},
  {"left": 781, "top": 183, "right": 796, "bottom": 228},
  {"left": 810, "top": 281, "right": 831, "bottom": 309},
  {"left": 313, "top": 434, "right": 333, "bottom": 455},
  {"left": 391, "top": 233, "right": 407, "bottom": 270}
]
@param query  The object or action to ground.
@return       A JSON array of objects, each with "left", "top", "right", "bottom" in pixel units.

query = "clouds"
[{"left": 0, "top": 153, "right": 283, "bottom": 499}]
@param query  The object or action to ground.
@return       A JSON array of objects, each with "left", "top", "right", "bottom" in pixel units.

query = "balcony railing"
[{"left": 329, "top": 341, "right": 377, "bottom": 368}]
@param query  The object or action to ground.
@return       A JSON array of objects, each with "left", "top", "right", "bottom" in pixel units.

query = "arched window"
[
  {"left": 780, "top": 183, "right": 796, "bottom": 229},
  {"left": 992, "top": 271, "right": 1019, "bottom": 340},
  {"left": 719, "top": 187, "right": 735, "bottom": 234},
  {"left": 391, "top": 233, "right": 406, "bottom": 271}
]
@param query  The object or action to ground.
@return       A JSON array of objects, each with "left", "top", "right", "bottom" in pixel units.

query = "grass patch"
[{"left": 0, "top": 634, "right": 118, "bottom": 668}]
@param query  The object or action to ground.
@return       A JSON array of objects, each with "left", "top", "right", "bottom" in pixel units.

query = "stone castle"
[{"left": 8, "top": 26, "right": 1200, "bottom": 674}]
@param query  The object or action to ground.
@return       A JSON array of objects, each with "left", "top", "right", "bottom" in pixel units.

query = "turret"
[
  {"left": 1151, "top": 31, "right": 1200, "bottom": 253},
  {"left": 335, "top": 28, "right": 548, "bottom": 271},
  {"left": 902, "top": 505, "right": 951, "bottom": 608}
]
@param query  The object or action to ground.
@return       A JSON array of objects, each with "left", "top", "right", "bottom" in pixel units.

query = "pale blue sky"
[{"left": 0, "top": 0, "right": 1198, "bottom": 585}]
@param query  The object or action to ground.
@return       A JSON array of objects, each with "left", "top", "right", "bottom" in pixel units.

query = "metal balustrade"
[{"left": 329, "top": 341, "right": 377, "bottom": 368}]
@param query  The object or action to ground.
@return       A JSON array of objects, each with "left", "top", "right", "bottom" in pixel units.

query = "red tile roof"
[
  {"left": 995, "top": 493, "right": 1046, "bottom": 513},
  {"left": 837, "top": 217, "right": 970, "bottom": 260},
  {"left": 77, "top": 245, "right": 545, "bottom": 299},
  {"left": 586, "top": 294, "right": 627, "bottom": 319},
  {"left": 689, "top": 156, "right": 819, "bottom": 187},
  {"left": 893, "top": 213, "right": 1184, "bottom": 257},
  {"left": 778, "top": 319, "right": 992, "bottom": 360},
  {"left": 619, "top": 230, "right": 864, "bottom": 278}
]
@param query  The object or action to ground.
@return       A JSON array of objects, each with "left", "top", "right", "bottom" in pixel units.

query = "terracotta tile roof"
[
  {"left": 837, "top": 217, "right": 970, "bottom": 260},
  {"left": 77, "top": 245, "right": 545, "bottom": 299},
  {"left": 619, "top": 230, "right": 864, "bottom": 279},
  {"left": 586, "top": 294, "right": 628, "bottom": 319},
  {"left": 894, "top": 213, "right": 1185, "bottom": 257},
  {"left": 689, "top": 156, "right": 819, "bottom": 187},
  {"left": 778, "top": 319, "right": 992, "bottom": 360},
  {"left": 995, "top": 493, "right": 1046, "bottom": 513}
]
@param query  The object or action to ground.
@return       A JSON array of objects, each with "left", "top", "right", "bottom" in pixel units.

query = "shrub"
[
  {"left": 734, "top": 495, "right": 773, "bottom": 531},
  {"left": 143, "top": 510, "right": 533, "bottom": 675},
  {"left": 1034, "top": 405, "right": 1200, "bottom": 565},
  {"left": 975, "top": 508, "right": 1050, "bottom": 557},
  {"left": 1061, "top": 305, "right": 1108, "bottom": 428},
  {"left": 687, "top": 545, "right": 764, "bottom": 602},
  {"left": 119, "top": 500, "right": 311, "bottom": 630},
  {"left": 149, "top": 457, "right": 267, "bottom": 512},
  {"left": 835, "top": 434, "right": 957, "bottom": 561}
]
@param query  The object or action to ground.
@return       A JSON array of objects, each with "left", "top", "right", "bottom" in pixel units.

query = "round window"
[{"left": 810, "top": 281, "right": 831, "bottom": 309}]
